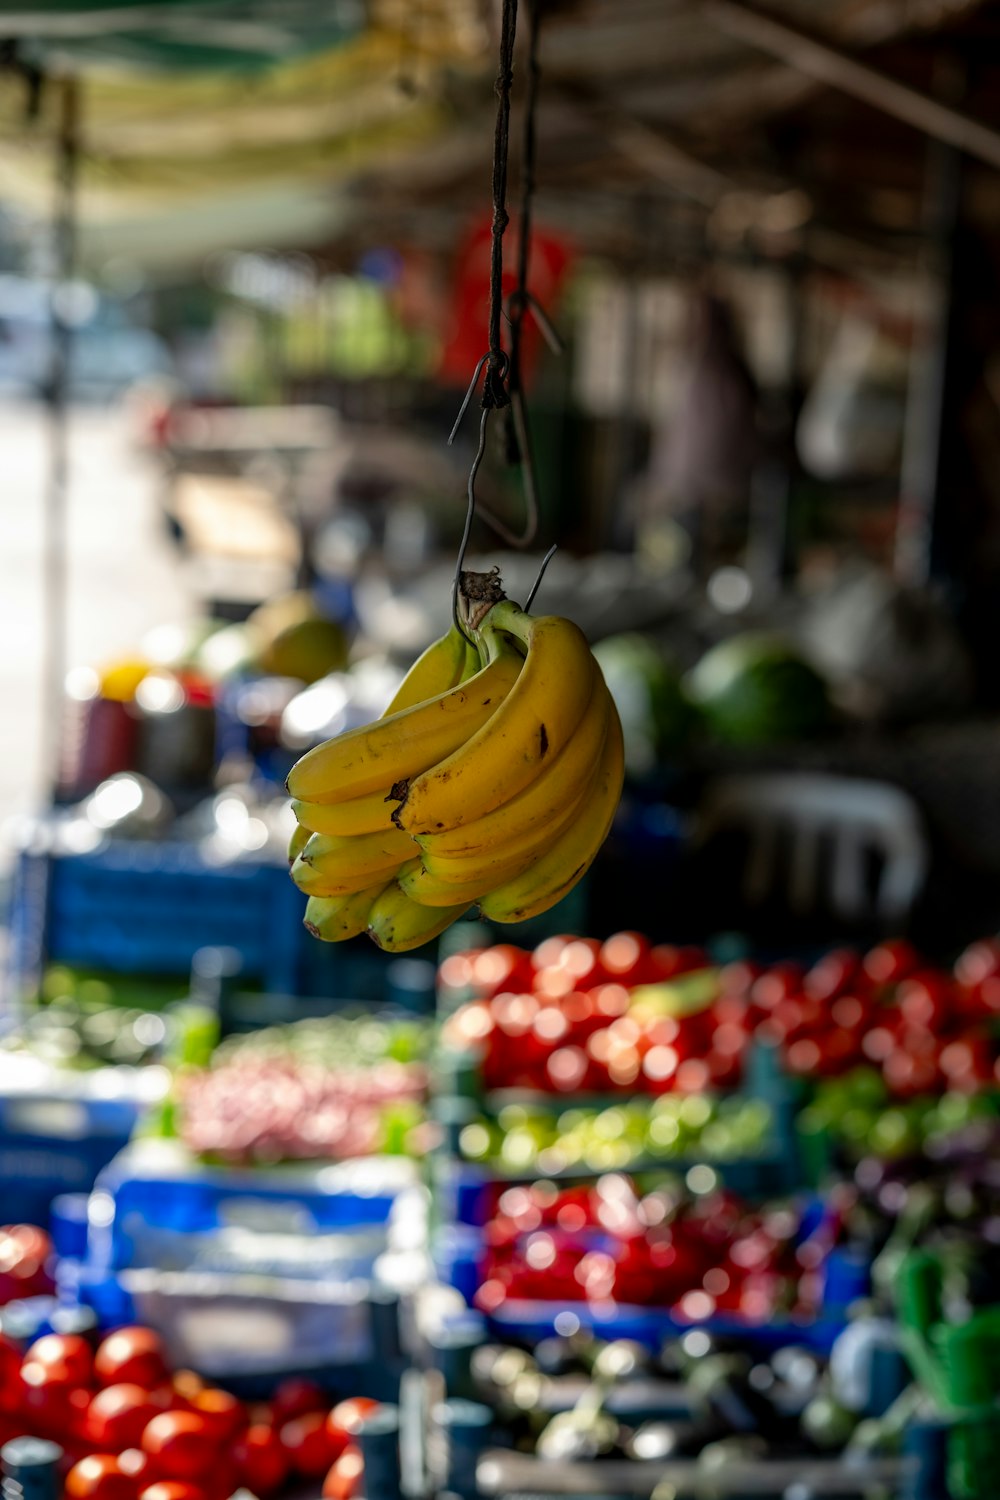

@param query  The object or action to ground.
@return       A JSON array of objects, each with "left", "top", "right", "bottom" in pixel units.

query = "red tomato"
[
  {"left": 0, "top": 1225, "right": 55, "bottom": 1302},
  {"left": 170, "top": 1372, "right": 204, "bottom": 1409},
  {"left": 198, "top": 1459, "right": 238, "bottom": 1500},
  {"left": 141, "top": 1412, "right": 219, "bottom": 1480},
  {"left": 470, "top": 944, "right": 533, "bottom": 996},
  {"left": 954, "top": 938, "right": 1000, "bottom": 988},
  {"left": 0, "top": 1332, "right": 21, "bottom": 1404},
  {"left": 752, "top": 964, "right": 804, "bottom": 1010},
  {"left": 118, "top": 1450, "right": 154, "bottom": 1488},
  {"left": 279, "top": 1411, "right": 337, "bottom": 1477},
  {"left": 18, "top": 1365, "right": 90, "bottom": 1438},
  {"left": 26, "top": 1334, "right": 94, "bottom": 1386},
  {"left": 863, "top": 940, "right": 919, "bottom": 987},
  {"left": 139, "top": 1486, "right": 207, "bottom": 1500},
  {"left": 231, "top": 1424, "right": 288, "bottom": 1495},
  {"left": 95, "top": 1330, "right": 169, "bottom": 1392},
  {"left": 65, "top": 1455, "right": 137, "bottom": 1500},
  {"left": 89, "top": 1385, "right": 161, "bottom": 1452},
  {"left": 326, "top": 1399, "right": 380, "bottom": 1450},
  {"left": 599, "top": 930, "right": 653, "bottom": 982},
  {"left": 898, "top": 971, "right": 953, "bottom": 1030},
  {"left": 803, "top": 948, "right": 860, "bottom": 1002},
  {"left": 270, "top": 1377, "right": 327, "bottom": 1423},
  {"left": 191, "top": 1389, "right": 244, "bottom": 1443},
  {"left": 322, "top": 1446, "right": 364, "bottom": 1500}
]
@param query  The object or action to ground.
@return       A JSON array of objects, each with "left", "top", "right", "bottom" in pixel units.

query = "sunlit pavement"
[{"left": 0, "top": 399, "right": 194, "bottom": 856}]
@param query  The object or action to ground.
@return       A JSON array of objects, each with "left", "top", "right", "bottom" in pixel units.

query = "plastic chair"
[{"left": 696, "top": 773, "right": 928, "bottom": 924}]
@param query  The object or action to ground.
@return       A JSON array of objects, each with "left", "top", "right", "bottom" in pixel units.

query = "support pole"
[
  {"left": 705, "top": 0, "right": 1000, "bottom": 173},
  {"left": 44, "top": 75, "right": 79, "bottom": 799}
]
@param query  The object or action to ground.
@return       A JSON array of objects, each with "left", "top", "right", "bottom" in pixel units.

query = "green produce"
[
  {"left": 592, "top": 633, "right": 697, "bottom": 773},
  {"left": 247, "top": 591, "right": 348, "bottom": 682},
  {"left": 457, "top": 1093, "right": 772, "bottom": 1175},
  {"left": 685, "top": 631, "right": 830, "bottom": 745}
]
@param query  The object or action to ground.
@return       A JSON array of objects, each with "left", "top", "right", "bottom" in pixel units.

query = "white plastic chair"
[{"left": 696, "top": 773, "right": 928, "bottom": 924}]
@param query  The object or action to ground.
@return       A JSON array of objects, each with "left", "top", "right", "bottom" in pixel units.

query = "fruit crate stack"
[{"left": 424, "top": 933, "right": 872, "bottom": 1354}]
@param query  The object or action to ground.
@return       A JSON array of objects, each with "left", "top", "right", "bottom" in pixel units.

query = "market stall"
[{"left": 2, "top": 1, "right": 1000, "bottom": 1498}]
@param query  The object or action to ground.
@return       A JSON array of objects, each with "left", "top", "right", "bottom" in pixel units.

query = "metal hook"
[
  {"left": 448, "top": 350, "right": 537, "bottom": 553},
  {"left": 525, "top": 543, "right": 558, "bottom": 611},
  {"left": 452, "top": 406, "right": 492, "bottom": 645},
  {"left": 448, "top": 353, "right": 490, "bottom": 446}
]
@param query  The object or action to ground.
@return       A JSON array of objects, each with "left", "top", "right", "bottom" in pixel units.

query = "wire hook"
[
  {"left": 525, "top": 543, "right": 558, "bottom": 611},
  {"left": 451, "top": 407, "right": 492, "bottom": 644}
]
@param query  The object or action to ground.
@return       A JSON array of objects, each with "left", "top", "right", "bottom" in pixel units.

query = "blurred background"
[
  {"left": 0, "top": 5, "right": 998, "bottom": 1500},
  {"left": 8, "top": 0, "right": 1000, "bottom": 951}
]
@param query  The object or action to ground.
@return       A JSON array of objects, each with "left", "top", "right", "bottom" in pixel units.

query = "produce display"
[
  {"left": 287, "top": 583, "right": 624, "bottom": 951},
  {"left": 474, "top": 1176, "right": 828, "bottom": 1317},
  {"left": 472, "top": 1331, "right": 871, "bottom": 1465},
  {"left": 172, "top": 1015, "right": 430, "bottom": 1165},
  {"left": 683, "top": 632, "right": 831, "bottom": 746},
  {"left": 454, "top": 1095, "right": 773, "bottom": 1175},
  {"left": 438, "top": 932, "right": 1000, "bottom": 1103},
  {"left": 6, "top": 969, "right": 184, "bottom": 1072},
  {"left": 0, "top": 1323, "right": 379, "bottom": 1500}
]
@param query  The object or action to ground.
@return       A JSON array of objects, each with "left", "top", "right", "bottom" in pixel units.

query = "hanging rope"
[{"left": 450, "top": 0, "right": 561, "bottom": 637}]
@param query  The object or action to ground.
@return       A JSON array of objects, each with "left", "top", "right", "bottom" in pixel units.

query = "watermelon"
[
  {"left": 592, "top": 633, "right": 697, "bottom": 774},
  {"left": 685, "top": 632, "right": 830, "bottom": 745}
]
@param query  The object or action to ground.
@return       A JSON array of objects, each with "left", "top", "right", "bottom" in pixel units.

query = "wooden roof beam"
[{"left": 705, "top": 0, "right": 1000, "bottom": 172}]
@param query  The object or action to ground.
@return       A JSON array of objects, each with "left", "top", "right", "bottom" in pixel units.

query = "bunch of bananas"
[{"left": 286, "top": 592, "right": 623, "bottom": 952}]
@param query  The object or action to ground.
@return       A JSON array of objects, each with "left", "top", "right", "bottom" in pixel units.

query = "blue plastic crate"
[
  {"left": 0, "top": 1085, "right": 141, "bottom": 1227},
  {"left": 88, "top": 1141, "right": 419, "bottom": 1272},
  {"left": 7, "top": 841, "right": 306, "bottom": 997}
]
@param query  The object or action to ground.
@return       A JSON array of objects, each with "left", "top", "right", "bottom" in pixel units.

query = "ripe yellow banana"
[
  {"left": 287, "top": 821, "right": 311, "bottom": 864},
  {"left": 298, "top": 825, "right": 414, "bottom": 878},
  {"left": 399, "top": 852, "right": 531, "bottom": 909},
  {"left": 415, "top": 671, "right": 613, "bottom": 859},
  {"left": 292, "top": 851, "right": 405, "bottom": 898},
  {"left": 286, "top": 630, "right": 522, "bottom": 806},
  {"left": 417, "top": 758, "right": 600, "bottom": 887},
  {"left": 367, "top": 869, "right": 471, "bottom": 951},
  {"left": 290, "top": 632, "right": 484, "bottom": 836},
  {"left": 383, "top": 623, "right": 470, "bottom": 715},
  {"left": 291, "top": 792, "right": 397, "bottom": 839},
  {"left": 304, "top": 882, "right": 390, "bottom": 942},
  {"left": 479, "top": 701, "right": 625, "bottom": 924},
  {"left": 394, "top": 602, "right": 596, "bottom": 836}
]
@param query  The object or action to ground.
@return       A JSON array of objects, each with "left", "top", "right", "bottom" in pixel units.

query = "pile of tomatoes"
[
  {"left": 475, "top": 1175, "right": 832, "bottom": 1319},
  {"left": 440, "top": 932, "right": 1000, "bottom": 1099},
  {"left": 0, "top": 1325, "right": 376, "bottom": 1500}
]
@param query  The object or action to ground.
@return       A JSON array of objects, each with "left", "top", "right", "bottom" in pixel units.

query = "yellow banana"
[
  {"left": 393, "top": 602, "right": 596, "bottom": 836},
  {"left": 291, "top": 851, "right": 405, "bottom": 898},
  {"left": 367, "top": 870, "right": 471, "bottom": 951},
  {"left": 383, "top": 624, "right": 470, "bottom": 715},
  {"left": 399, "top": 853, "right": 530, "bottom": 909},
  {"left": 286, "top": 630, "right": 522, "bottom": 806},
  {"left": 417, "top": 758, "right": 600, "bottom": 887},
  {"left": 292, "top": 792, "right": 397, "bottom": 838},
  {"left": 415, "top": 672, "right": 613, "bottom": 859},
  {"left": 304, "top": 882, "right": 390, "bottom": 942},
  {"left": 479, "top": 702, "right": 625, "bottom": 924},
  {"left": 287, "top": 821, "right": 311, "bottom": 865},
  {"left": 299, "top": 825, "right": 415, "bottom": 876},
  {"left": 289, "top": 635, "right": 484, "bottom": 836}
]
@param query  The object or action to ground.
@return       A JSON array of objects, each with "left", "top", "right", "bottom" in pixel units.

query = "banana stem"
[{"left": 458, "top": 568, "right": 507, "bottom": 634}]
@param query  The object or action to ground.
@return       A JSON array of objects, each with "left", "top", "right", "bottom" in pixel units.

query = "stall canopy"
[
  {"left": 0, "top": 1, "right": 486, "bottom": 267},
  {"left": 0, "top": 1, "right": 366, "bottom": 73},
  {"left": 0, "top": 0, "right": 999, "bottom": 273}
]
